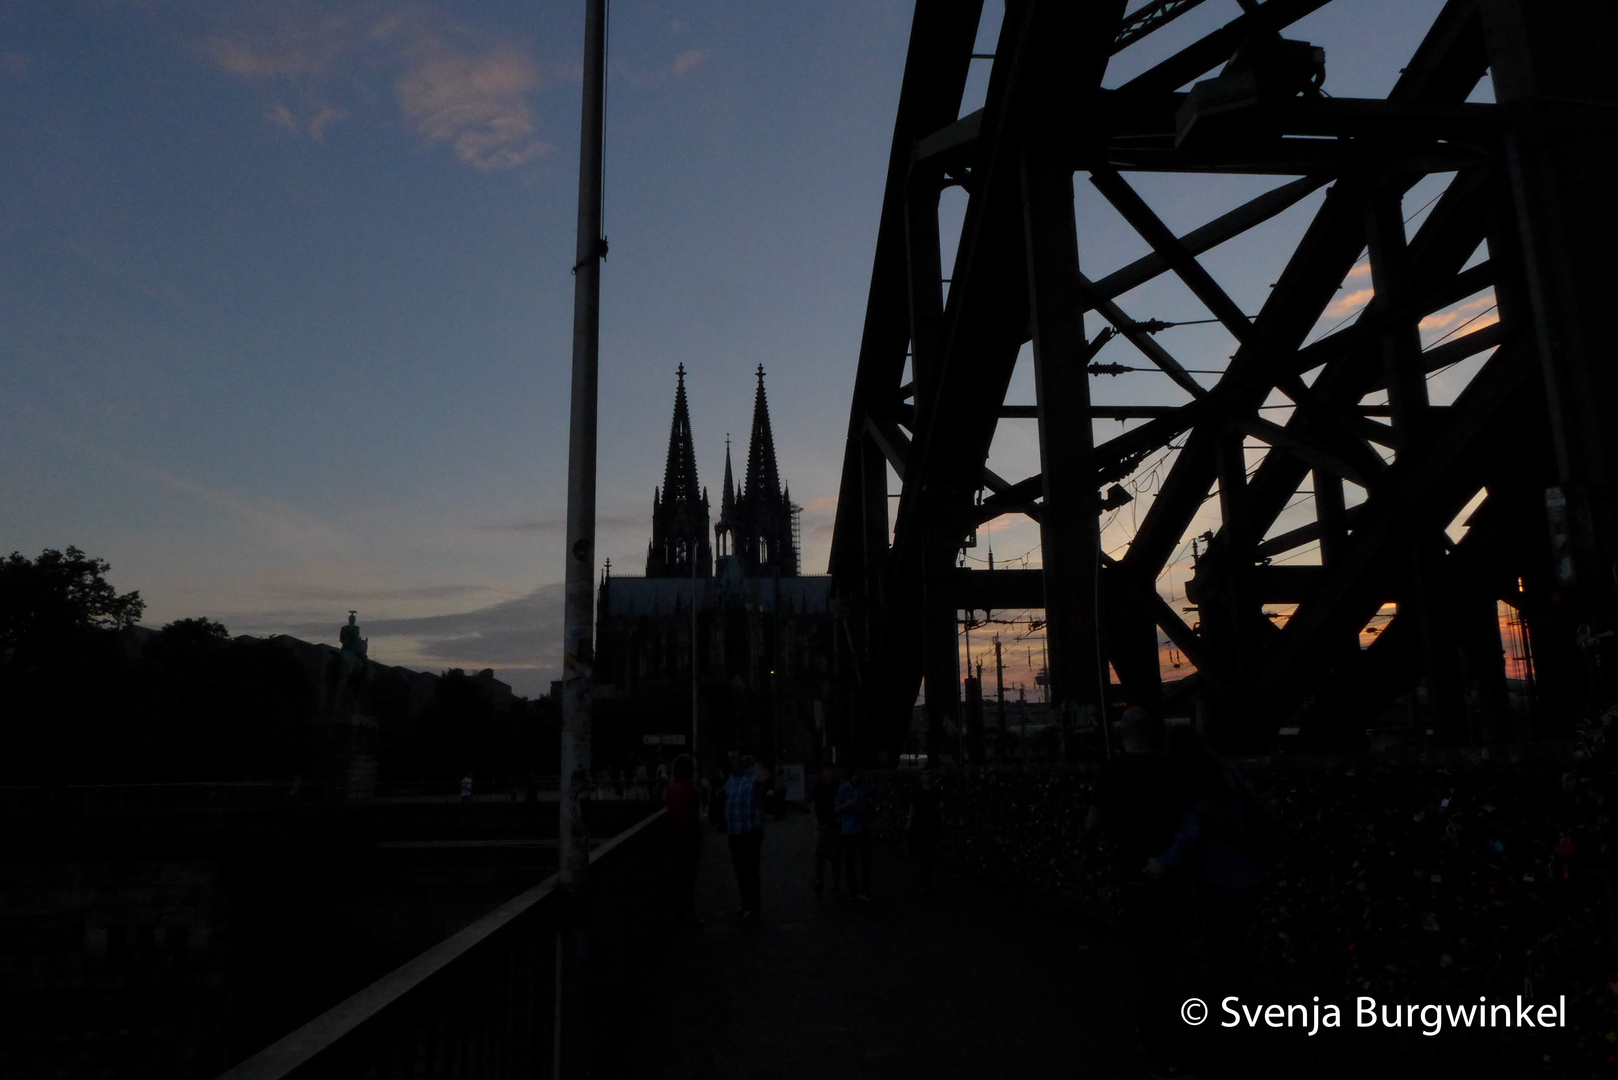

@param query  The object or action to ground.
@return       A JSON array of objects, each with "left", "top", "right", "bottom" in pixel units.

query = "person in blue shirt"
[
  {"left": 835, "top": 768, "right": 872, "bottom": 900},
  {"left": 722, "top": 750, "right": 770, "bottom": 918}
]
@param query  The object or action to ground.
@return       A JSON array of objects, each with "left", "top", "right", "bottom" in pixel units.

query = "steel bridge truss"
[{"left": 830, "top": 0, "right": 1618, "bottom": 758}]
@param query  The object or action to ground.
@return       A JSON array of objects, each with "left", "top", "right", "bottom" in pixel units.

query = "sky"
[{"left": 2, "top": 0, "right": 1493, "bottom": 698}]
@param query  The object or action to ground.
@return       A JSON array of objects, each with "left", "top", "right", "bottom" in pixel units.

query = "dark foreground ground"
[{"left": 598, "top": 811, "right": 1565, "bottom": 1080}]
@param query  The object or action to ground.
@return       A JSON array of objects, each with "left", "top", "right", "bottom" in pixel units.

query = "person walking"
[
  {"left": 705, "top": 767, "right": 728, "bottom": 831},
  {"left": 1080, "top": 707, "right": 1198, "bottom": 1080},
  {"left": 664, "top": 753, "right": 703, "bottom": 926},
  {"left": 835, "top": 768, "right": 873, "bottom": 900},
  {"left": 1166, "top": 724, "right": 1276, "bottom": 1006},
  {"left": 810, "top": 765, "right": 843, "bottom": 896},
  {"left": 907, "top": 769, "right": 943, "bottom": 889},
  {"left": 723, "top": 750, "right": 769, "bottom": 919}
]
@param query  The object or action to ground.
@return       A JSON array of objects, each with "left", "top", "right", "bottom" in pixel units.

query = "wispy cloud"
[
  {"left": 1419, "top": 293, "right": 1497, "bottom": 333},
  {"left": 224, "top": 584, "right": 565, "bottom": 695},
  {"left": 1315, "top": 262, "right": 1375, "bottom": 321},
  {"left": 257, "top": 583, "right": 566, "bottom": 684},
  {"left": 671, "top": 48, "right": 708, "bottom": 77},
  {"left": 393, "top": 43, "right": 546, "bottom": 170},
  {"left": 124, "top": 459, "right": 344, "bottom": 549},
  {"left": 1323, "top": 287, "right": 1374, "bottom": 320},
  {"left": 263, "top": 582, "right": 492, "bottom": 602},
  {"left": 1, "top": 52, "right": 31, "bottom": 80},
  {"left": 267, "top": 101, "right": 346, "bottom": 138},
  {"left": 198, "top": 0, "right": 552, "bottom": 170},
  {"left": 472, "top": 512, "right": 644, "bottom": 536}
]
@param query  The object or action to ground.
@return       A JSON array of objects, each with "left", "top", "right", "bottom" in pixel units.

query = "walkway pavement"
[
  {"left": 598, "top": 811, "right": 1145, "bottom": 1080},
  {"left": 598, "top": 812, "right": 1523, "bottom": 1080}
]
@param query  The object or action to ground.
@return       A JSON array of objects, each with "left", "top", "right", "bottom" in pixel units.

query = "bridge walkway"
[
  {"left": 597, "top": 809, "right": 1148, "bottom": 1080},
  {"left": 594, "top": 808, "right": 1450, "bottom": 1080}
]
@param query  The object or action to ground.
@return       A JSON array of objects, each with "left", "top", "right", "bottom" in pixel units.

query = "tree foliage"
[
  {"left": 0, "top": 546, "right": 145, "bottom": 659},
  {"left": 0, "top": 548, "right": 558, "bottom": 785},
  {"left": 158, "top": 616, "right": 231, "bottom": 644}
]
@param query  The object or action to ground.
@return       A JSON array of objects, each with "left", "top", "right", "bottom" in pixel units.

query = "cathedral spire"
[
  {"left": 743, "top": 365, "right": 782, "bottom": 504},
  {"left": 646, "top": 366, "right": 713, "bottom": 578},
  {"left": 716, "top": 366, "right": 797, "bottom": 577},
  {"left": 721, "top": 434, "right": 736, "bottom": 517},
  {"left": 661, "top": 364, "right": 702, "bottom": 507}
]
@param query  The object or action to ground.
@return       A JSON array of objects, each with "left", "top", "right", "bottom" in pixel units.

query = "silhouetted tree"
[
  {"left": 127, "top": 622, "right": 316, "bottom": 780},
  {"left": 158, "top": 616, "right": 230, "bottom": 643},
  {"left": 0, "top": 548, "right": 146, "bottom": 780},
  {"left": 0, "top": 547, "right": 144, "bottom": 664},
  {"left": 419, "top": 668, "right": 498, "bottom": 780}
]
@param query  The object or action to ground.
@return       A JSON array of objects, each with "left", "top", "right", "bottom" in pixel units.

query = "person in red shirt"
[{"left": 665, "top": 754, "right": 702, "bottom": 925}]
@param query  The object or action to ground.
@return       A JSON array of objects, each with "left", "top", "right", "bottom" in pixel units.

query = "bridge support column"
[
  {"left": 1483, "top": 0, "right": 1618, "bottom": 717},
  {"left": 922, "top": 542, "right": 961, "bottom": 764},
  {"left": 1022, "top": 139, "right": 1105, "bottom": 757}
]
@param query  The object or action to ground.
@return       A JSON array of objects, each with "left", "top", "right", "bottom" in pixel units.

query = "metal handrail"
[{"left": 216, "top": 808, "right": 671, "bottom": 1080}]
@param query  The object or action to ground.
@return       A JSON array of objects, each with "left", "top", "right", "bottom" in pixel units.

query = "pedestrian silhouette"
[
  {"left": 723, "top": 750, "right": 769, "bottom": 919},
  {"left": 1080, "top": 707, "right": 1197, "bottom": 1078},
  {"left": 836, "top": 768, "right": 873, "bottom": 900},
  {"left": 810, "top": 765, "right": 842, "bottom": 896},
  {"left": 665, "top": 753, "right": 703, "bottom": 927},
  {"left": 907, "top": 769, "right": 942, "bottom": 889}
]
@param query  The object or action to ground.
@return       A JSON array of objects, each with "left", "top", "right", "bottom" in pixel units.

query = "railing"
[
  {"left": 372, "top": 780, "right": 562, "bottom": 803},
  {"left": 0, "top": 781, "right": 341, "bottom": 817},
  {"left": 217, "top": 809, "right": 673, "bottom": 1080}
]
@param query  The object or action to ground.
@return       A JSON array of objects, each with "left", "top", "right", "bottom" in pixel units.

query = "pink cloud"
[
  {"left": 1419, "top": 293, "right": 1497, "bottom": 332},
  {"left": 395, "top": 45, "right": 549, "bottom": 170},
  {"left": 199, "top": 2, "right": 549, "bottom": 171},
  {"left": 1323, "top": 287, "right": 1374, "bottom": 319}
]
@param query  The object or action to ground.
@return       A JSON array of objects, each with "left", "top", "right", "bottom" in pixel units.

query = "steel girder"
[{"left": 832, "top": 0, "right": 1618, "bottom": 760}]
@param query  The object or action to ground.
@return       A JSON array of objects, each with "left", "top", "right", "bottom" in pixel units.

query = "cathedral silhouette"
[
  {"left": 594, "top": 367, "right": 842, "bottom": 777},
  {"left": 643, "top": 364, "right": 798, "bottom": 580}
]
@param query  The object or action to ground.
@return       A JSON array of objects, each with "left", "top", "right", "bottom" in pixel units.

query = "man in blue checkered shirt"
[{"left": 723, "top": 750, "right": 770, "bottom": 918}]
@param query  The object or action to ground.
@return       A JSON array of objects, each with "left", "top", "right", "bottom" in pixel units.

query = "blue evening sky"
[{"left": 2, "top": 0, "right": 1481, "bottom": 696}]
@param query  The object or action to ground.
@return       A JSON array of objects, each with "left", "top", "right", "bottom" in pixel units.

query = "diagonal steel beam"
[
  {"left": 1090, "top": 167, "right": 1256, "bottom": 343},
  {"left": 1087, "top": 175, "right": 1329, "bottom": 304}
]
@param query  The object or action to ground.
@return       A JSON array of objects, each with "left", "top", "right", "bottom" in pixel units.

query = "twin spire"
[
  {"left": 659, "top": 364, "right": 703, "bottom": 509},
  {"left": 647, "top": 365, "right": 797, "bottom": 578},
  {"left": 742, "top": 364, "right": 782, "bottom": 509}
]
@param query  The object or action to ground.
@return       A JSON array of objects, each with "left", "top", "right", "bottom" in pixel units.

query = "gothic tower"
[
  {"left": 715, "top": 434, "right": 737, "bottom": 559},
  {"left": 646, "top": 365, "right": 713, "bottom": 577},
  {"left": 717, "top": 365, "right": 798, "bottom": 576}
]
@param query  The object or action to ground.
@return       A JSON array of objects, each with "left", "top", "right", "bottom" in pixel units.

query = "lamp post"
[{"left": 556, "top": 0, "right": 607, "bottom": 1075}]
